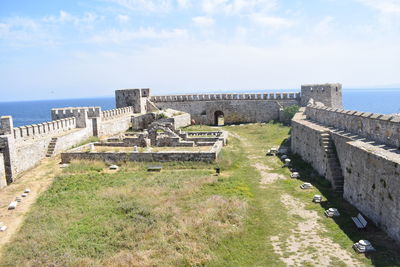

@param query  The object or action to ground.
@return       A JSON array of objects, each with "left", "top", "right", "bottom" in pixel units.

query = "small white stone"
[
  {"left": 8, "top": 201, "right": 18, "bottom": 210},
  {"left": 24, "top": 189, "right": 31, "bottom": 193},
  {"left": 15, "top": 197, "right": 22, "bottom": 202},
  {"left": 21, "top": 193, "right": 28, "bottom": 197},
  {"left": 60, "top": 164, "right": 69, "bottom": 168},
  {"left": 109, "top": 165, "right": 119, "bottom": 170},
  {"left": 0, "top": 225, "right": 7, "bottom": 232}
]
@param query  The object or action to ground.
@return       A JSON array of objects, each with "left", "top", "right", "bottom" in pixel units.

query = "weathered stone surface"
[
  {"left": 0, "top": 153, "right": 6, "bottom": 189},
  {"left": 292, "top": 108, "right": 400, "bottom": 243}
]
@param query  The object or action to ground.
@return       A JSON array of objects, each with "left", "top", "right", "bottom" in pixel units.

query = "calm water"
[{"left": 0, "top": 89, "right": 399, "bottom": 127}]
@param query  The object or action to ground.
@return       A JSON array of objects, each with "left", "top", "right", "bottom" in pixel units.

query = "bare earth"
[
  {"left": 0, "top": 157, "right": 61, "bottom": 254},
  {"left": 270, "top": 194, "right": 362, "bottom": 266}
]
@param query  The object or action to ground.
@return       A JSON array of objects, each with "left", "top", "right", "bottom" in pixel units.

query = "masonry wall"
[
  {"left": 98, "top": 107, "right": 134, "bottom": 137},
  {"left": 291, "top": 111, "right": 328, "bottom": 177},
  {"left": 61, "top": 151, "right": 217, "bottom": 163},
  {"left": 332, "top": 132, "right": 400, "bottom": 242},
  {"left": 306, "top": 105, "right": 400, "bottom": 148},
  {"left": 0, "top": 153, "right": 6, "bottom": 189},
  {"left": 12, "top": 126, "right": 93, "bottom": 176},
  {"left": 292, "top": 108, "right": 400, "bottom": 243},
  {"left": 300, "top": 83, "right": 342, "bottom": 108},
  {"left": 153, "top": 94, "right": 299, "bottom": 125}
]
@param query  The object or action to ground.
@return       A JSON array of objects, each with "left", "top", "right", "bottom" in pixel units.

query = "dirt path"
[
  {"left": 0, "top": 156, "right": 61, "bottom": 254},
  {"left": 228, "top": 128, "right": 362, "bottom": 266},
  {"left": 270, "top": 194, "right": 362, "bottom": 266}
]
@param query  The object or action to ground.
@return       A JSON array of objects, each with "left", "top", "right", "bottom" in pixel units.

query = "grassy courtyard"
[{"left": 1, "top": 123, "right": 399, "bottom": 266}]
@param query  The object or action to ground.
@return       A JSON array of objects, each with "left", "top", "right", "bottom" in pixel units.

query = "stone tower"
[
  {"left": 300, "top": 83, "right": 342, "bottom": 108},
  {"left": 115, "top": 88, "right": 150, "bottom": 113}
]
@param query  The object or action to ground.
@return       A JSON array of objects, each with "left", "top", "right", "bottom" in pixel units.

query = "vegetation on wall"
[{"left": 282, "top": 105, "right": 300, "bottom": 120}]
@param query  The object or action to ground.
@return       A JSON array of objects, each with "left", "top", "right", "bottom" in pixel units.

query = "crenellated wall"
[
  {"left": 0, "top": 105, "right": 134, "bottom": 183},
  {"left": 12, "top": 117, "right": 76, "bottom": 141},
  {"left": 150, "top": 92, "right": 300, "bottom": 102},
  {"left": 305, "top": 105, "right": 400, "bottom": 148},
  {"left": 292, "top": 107, "right": 400, "bottom": 243},
  {"left": 150, "top": 92, "right": 300, "bottom": 125},
  {"left": 101, "top": 107, "right": 134, "bottom": 121}
]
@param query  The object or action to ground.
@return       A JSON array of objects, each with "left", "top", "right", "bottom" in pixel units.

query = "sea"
[{"left": 1, "top": 89, "right": 399, "bottom": 127}]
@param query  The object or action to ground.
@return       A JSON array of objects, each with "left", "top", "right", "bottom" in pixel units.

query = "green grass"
[{"left": 1, "top": 123, "right": 399, "bottom": 266}]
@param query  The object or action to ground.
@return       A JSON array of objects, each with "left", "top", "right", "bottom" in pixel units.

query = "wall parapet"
[
  {"left": 52, "top": 107, "right": 102, "bottom": 119},
  {"left": 150, "top": 92, "right": 300, "bottom": 102},
  {"left": 305, "top": 105, "right": 400, "bottom": 148},
  {"left": 101, "top": 106, "right": 134, "bottom": 121},
  {"left": 13, "top": 117, "right": 77, "bottom": 140}
]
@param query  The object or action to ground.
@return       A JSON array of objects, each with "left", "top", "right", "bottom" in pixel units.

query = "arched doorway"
[{"left": 214, "top": 111, "right": 224, "bottom": 126}]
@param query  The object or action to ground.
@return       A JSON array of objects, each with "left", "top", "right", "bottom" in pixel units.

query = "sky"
[{"left": 0, "top": 0, "right": 400, "bottom": 101}]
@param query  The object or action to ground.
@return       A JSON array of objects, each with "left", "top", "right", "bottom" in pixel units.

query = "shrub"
[{"left": 282, "top": 105, "right": 300, "bottom": 120}]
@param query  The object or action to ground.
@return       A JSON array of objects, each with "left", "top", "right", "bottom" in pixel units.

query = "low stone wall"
[
  {"left": 61, "top": 150, "right": 217, "bottom": 163},
  {"left": 98, "top": 116, "right": 132, "bottom": 137},
  {"left": 0, "top": 153, "right": 6, "bottom": 189},
  {"left": 305, "top": 105, "right": 400, "bottom": 148},
  {"left": 332, "top": 132, "right": 400, "bottom": 242},
  {"left": 170, "top": 113, "right": 191, "bottom": 129}
]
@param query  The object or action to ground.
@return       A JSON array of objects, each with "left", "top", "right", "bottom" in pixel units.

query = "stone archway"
[{"left": 214, "top": 110, "right": 224, "bottom": 126}]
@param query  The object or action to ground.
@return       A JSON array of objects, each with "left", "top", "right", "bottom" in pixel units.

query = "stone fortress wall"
[
  {"left": 0, "top": 106, "right": 135, "bottom": 187},
  {"left": 1, "top": 83, "right": 399, "bottom": 243},
  {"left": 148, "top": 92, "right": 300, "bottom": 125},
  {"left": 291, "top": 86, "right": 400, "bottom": 243}
]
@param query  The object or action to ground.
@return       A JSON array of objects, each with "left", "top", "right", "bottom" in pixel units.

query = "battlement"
[
  {"left": 150, "top": 92, "right": 301, "bottom": 102},
  {"left": 101, "top": 107, "right": 134, "bottom": 121},
  {"left": 51, "top": 107, "right": 102, "bottom": 119},
  {"left": 13, "top": 117, "right": 76, "bottom": 140},
  {"left": 305, "top": 105, "right": 400, "bottom": 148}
]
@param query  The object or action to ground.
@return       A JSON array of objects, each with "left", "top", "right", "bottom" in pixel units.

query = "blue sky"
[{"left": 0, "top": 0, "right": 399, "bottom": 101}]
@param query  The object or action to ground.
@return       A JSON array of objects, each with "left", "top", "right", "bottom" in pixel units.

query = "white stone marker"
[
  {"left": 313, "top": 195, "right": 322, "bottom": 203},
  {"left": 8, "top": 201, "right": 18, "bottom": 210},
  {"left": 24, "top": 189, "right": 31, "bottom": 193},
  {"left": 0, "top": 222, "right": 7, "bottom": 232},
  {"left": 21, "top": 193, "right": 28, "bottom": 197},
  {"left": 353, "top": 240, "right": 375, "bottom": 253},
  {"left": 133, "top": 145, "right": 138, "bottom": 153},
  {"left": 284, "top": 159, "right": 291, "bottom": 166},
  {"left": 109, "top": 165, "right": 119, "bottom": 170},
  {"left": 291, "top": 172, "right": 300, "bottom": 178}
]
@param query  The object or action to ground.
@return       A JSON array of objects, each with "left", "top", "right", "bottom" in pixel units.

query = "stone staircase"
[
  {"left": 320, "top": 132, "right": 344, "bottom": 194},
  {"left": 46, "top": 138, "right": 58, "bottom": 157}
]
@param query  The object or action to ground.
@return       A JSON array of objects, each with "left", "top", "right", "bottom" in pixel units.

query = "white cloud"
[
  {"left": 313, "top": 16, "right": 334, "bottom": 35},
  {"left": 177, "top": 0, "right": 191, "bottom": 8},
  {"left": 250, "top": 14, "right": 293, "bottom": 29},
  {"left": 105, "top": 0, "right": 172, "bottom": 12},
  {"left": 88, "top": 27, "right": 187, "bottom": 44},
  {"left": 192, "top": 16, "right": 215, "bottom": 27},
  {"left": 201, "top": 0, "right": 277, "bottom": 15},
  {"left": 356, "top": 0, "right": 400, "bottom": 14},
  {"left": 43, "top": 10, "right": 98, "bottom": 25},
  {"left": 116, "top": 14, "right": 130, "bottom": 23}
]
